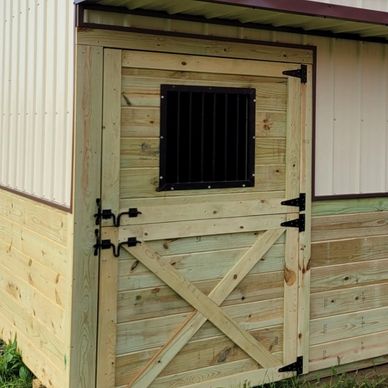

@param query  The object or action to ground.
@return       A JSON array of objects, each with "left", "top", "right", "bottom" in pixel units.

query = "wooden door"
[{"left": 97, "top": 47, "right": 310, "bottom": 388}]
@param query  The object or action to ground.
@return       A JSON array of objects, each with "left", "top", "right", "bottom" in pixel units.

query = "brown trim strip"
[
  {"left": 0, "top": 185, "right": 72, "bottom": 213},
  {"left": 315, "top": 193, "right": 388, "bottom": 201}
]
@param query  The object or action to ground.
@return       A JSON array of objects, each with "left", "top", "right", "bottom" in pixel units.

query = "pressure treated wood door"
[{"left": 97, "top": 47, "right": 310, "bottom": 388}]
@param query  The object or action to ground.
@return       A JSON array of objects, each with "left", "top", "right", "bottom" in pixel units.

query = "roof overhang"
[{"left": 74, "top": 0, "right": 388, "bottom": 42}]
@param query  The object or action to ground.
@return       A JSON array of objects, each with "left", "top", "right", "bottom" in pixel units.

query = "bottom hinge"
[
  {"left": 281, "top": 214, "right": 305, "bottom": 232},
  {"left": 279, "top": 356, "right": 303, "bottom": 375},
  {"left": 93, "top": 231, "right": 140, "bottom": 257}
]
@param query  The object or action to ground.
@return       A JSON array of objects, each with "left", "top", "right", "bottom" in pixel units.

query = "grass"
[
  {"left": 0, "top": 339, "right": 388, "bottom": 388},
  {"left": 0, "top": 340, "right": 33, "bottom": 388},
  {"left": 260, "top": 369, "right": 388, "bottom": 388}
]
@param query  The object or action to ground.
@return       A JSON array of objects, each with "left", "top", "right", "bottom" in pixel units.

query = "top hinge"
[
  {"left": 279, "top": 356, "right": 304, "bottom": 375},
  {"left": 283, "top": 65, "right": 307, "bottom": 84},
  {"left": 281, "top": 193, "right": 306, "bottom": 211}
]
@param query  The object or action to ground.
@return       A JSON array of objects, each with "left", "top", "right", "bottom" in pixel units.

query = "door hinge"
[
  {"left": 279, "top": 356, "right": 303, "bottom": 375},
  {"left": 283, "top": 65, "right": 307, "bottom": 84},
  {"left": 281, "top": 214, "right": 305, "bottom": 232},
  {"left": 93, "top": 230, "right": 141, "bottom": 257},
  {"left": 94, "top": 198, "right": 142, "bottom": 227},
  {"left": 281, "top": 193, "right": 306, "bottom": 211}
]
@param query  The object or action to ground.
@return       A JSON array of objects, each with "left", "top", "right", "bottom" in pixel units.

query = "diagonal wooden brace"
[{"left": 126, "top": 228, "right": 285, "bottom": 388}]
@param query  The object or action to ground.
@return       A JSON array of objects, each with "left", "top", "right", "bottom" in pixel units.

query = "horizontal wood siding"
[
  {"left": 0, "top": 189, "right": 73, "bottom": 387},
  {"left": 310, "top": 198, "right": 388, "bottom": 371}
]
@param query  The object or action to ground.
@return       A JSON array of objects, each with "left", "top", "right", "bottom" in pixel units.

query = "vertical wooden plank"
[
  {"left": 283, "top": 76, "right": 301, "bottom": 365},
  {"left": 69, "top": 45, "right": 103, "bottom": 388},
  {"left": 96, "top": 48, "right": 122, "bottom": 388},
  {"left": 101, "top": 49, "right": 122, "bottom": 215},
  {"left": 298, "top": 64, "right": 312, "bottom": 373}
]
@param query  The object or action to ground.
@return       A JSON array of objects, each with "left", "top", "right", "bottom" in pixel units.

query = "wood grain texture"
[
  {"left": 312, "top": 197, "right": 388, "bottom": 217},
  {"left": 114, "top": 193, "right": 293, "bottom": 226},
  {"left": 125, "top": 240, "right": 282, "bottom": 386},
  {"left": 310, "top": 306, "right": 388, "bottom": 345},
  {"left": 118, "top": 244, "right": 285, "bottom": 291},
  {"left": 115, "top": 326, "right": 284, "bottom": 385},
  {"left": 311, "top": 282, "right": 388, "bottom": 319},
  {"left": 118, "top": 214, "right": 290, "bottom": 242},
  {"left": 312, "top": 234, "right": 388, "bottom": 268},
  {"left": 97, "top": 48, "right": 122, "bottom": 388},
  {"left": 120, "top": 165, "right": 285, "bottom": 199},
  {"left": 0, "top": 189, "right": 72, "bottom": 388},
  {"left": 121, "top": 50, "right": 299, "bottom": 78},
  {"left": 312, "top": 211, "right": 388, "bottom": 242},
  {"left": 69, "top": 45, "right": 103, "bottom": 388},
  {"left": 310, "top": 329, "right": 388, "bottom": 372},
  {"left": 117, "top": 270, "right": 284, "bottom": 323},
  {"left": 77, "top": 29, "right": 313, "bottom": 65},
  {"left": 117, "top": 298, "right": 283, "bottom": 354},
  {"left": 298, "top": 64, "right": 313, "bottom": 373},
  {"left": 120, "top": 136, "right": 286, "bottom": 168},
  {"left": 311, "top": 258, "right": 388, "bottom": 293},
  {"left": 283, "top": 76, "right": 301, "bottom": 364}
]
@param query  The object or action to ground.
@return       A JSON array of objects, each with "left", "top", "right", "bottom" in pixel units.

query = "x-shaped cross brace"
[{"left": 124, "top": 228, "right": 285, "bottom": 387}]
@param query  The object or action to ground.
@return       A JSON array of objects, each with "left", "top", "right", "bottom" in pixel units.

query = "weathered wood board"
[{"left": 310, "top": 199, "right": 388, "bottom": 372}]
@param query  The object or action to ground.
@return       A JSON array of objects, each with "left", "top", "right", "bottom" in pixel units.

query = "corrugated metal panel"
[
  {"left": 85, "top": 0, "right": 388, "bottom": 40},
  {"left": 83, "top": 10, "right": 388, "bottom": 197},
  {"left": 307, "top": 0, "right": 388, "bottom": 12},
  {"left": 0, "top": 0, "right": 74, "bottom": 207}
]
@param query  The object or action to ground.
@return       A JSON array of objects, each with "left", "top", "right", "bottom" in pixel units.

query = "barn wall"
[
  {"left": 77, "top": 15, "right": 388, "bottom": 378},
  {"left": 0, "top": 189, "right": 74, "bottom": 388},
  {"left": 310, "top": 198, "right": 388, "bottom": 370},
  {"left": 83, "top": 10, "right": 388, "bottom": 198},
  {"left": 0, "top": 0, "right": 74, "bottom": 208}
]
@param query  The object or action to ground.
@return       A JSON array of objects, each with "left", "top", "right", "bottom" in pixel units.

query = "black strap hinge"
[
  {"left": 94, "top": 199, "right": 142, "bottom": 227},
  {"left": 283, "top": 65, "right": 307, "bottom": 83},
  {"left": 281, "top": 214, "right": 305, "bottom": 232},
  {"left": 93, "top": 231, "right": 141, "bottom": 257},
  {"left": 279, "top": 356, "right": 303, "bottom": 375},
  {"left": 281, "top": 193, "right": 305, "bottom": 211}
]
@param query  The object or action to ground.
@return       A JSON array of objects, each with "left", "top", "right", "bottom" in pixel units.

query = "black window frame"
[{"left": 158, "top": 84, "right": 256, "bottom": 191}]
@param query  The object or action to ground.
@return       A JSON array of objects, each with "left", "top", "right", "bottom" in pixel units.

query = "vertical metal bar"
[
  {"left": 200, "top": 92, "right": 205, "bottom": 182},
  {"left": 176, "top": 90, "right": 180, "bottom": 183},
  {"left": 224, "top": 94, "right": 228, "bottom": 180},
  {"left": 244, "top": 95, "right": 249, "bottom": 180},
  {"left": 212, "top": 93, "right": 216, "bottom": 181},
  {"left": 235, "top": 94, "right": 240, "bottom": 180},
  {"left": 188, "top": 91, "right": 192, "bottom": 182}
]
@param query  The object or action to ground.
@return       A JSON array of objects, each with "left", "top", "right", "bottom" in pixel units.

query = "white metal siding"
[
  {"left": 0, "top": 0, "right": 74, "bottom": 207},
  {"left": 307, "top": 0, "right": 388, "bottom": 12}
]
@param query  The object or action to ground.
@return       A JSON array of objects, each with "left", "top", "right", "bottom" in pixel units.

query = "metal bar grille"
[{"left": 159, "top": 84, "right": 255, "bottom": 191}]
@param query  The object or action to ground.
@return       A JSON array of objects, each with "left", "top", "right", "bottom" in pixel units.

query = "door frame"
[{"left": 95, "top": 39, "right": 313, "bottom": 388}]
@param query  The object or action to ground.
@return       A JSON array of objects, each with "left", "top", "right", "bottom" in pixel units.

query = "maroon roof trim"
[{"left": 202, "top": 0, "right": 388, "bottom": 26}]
